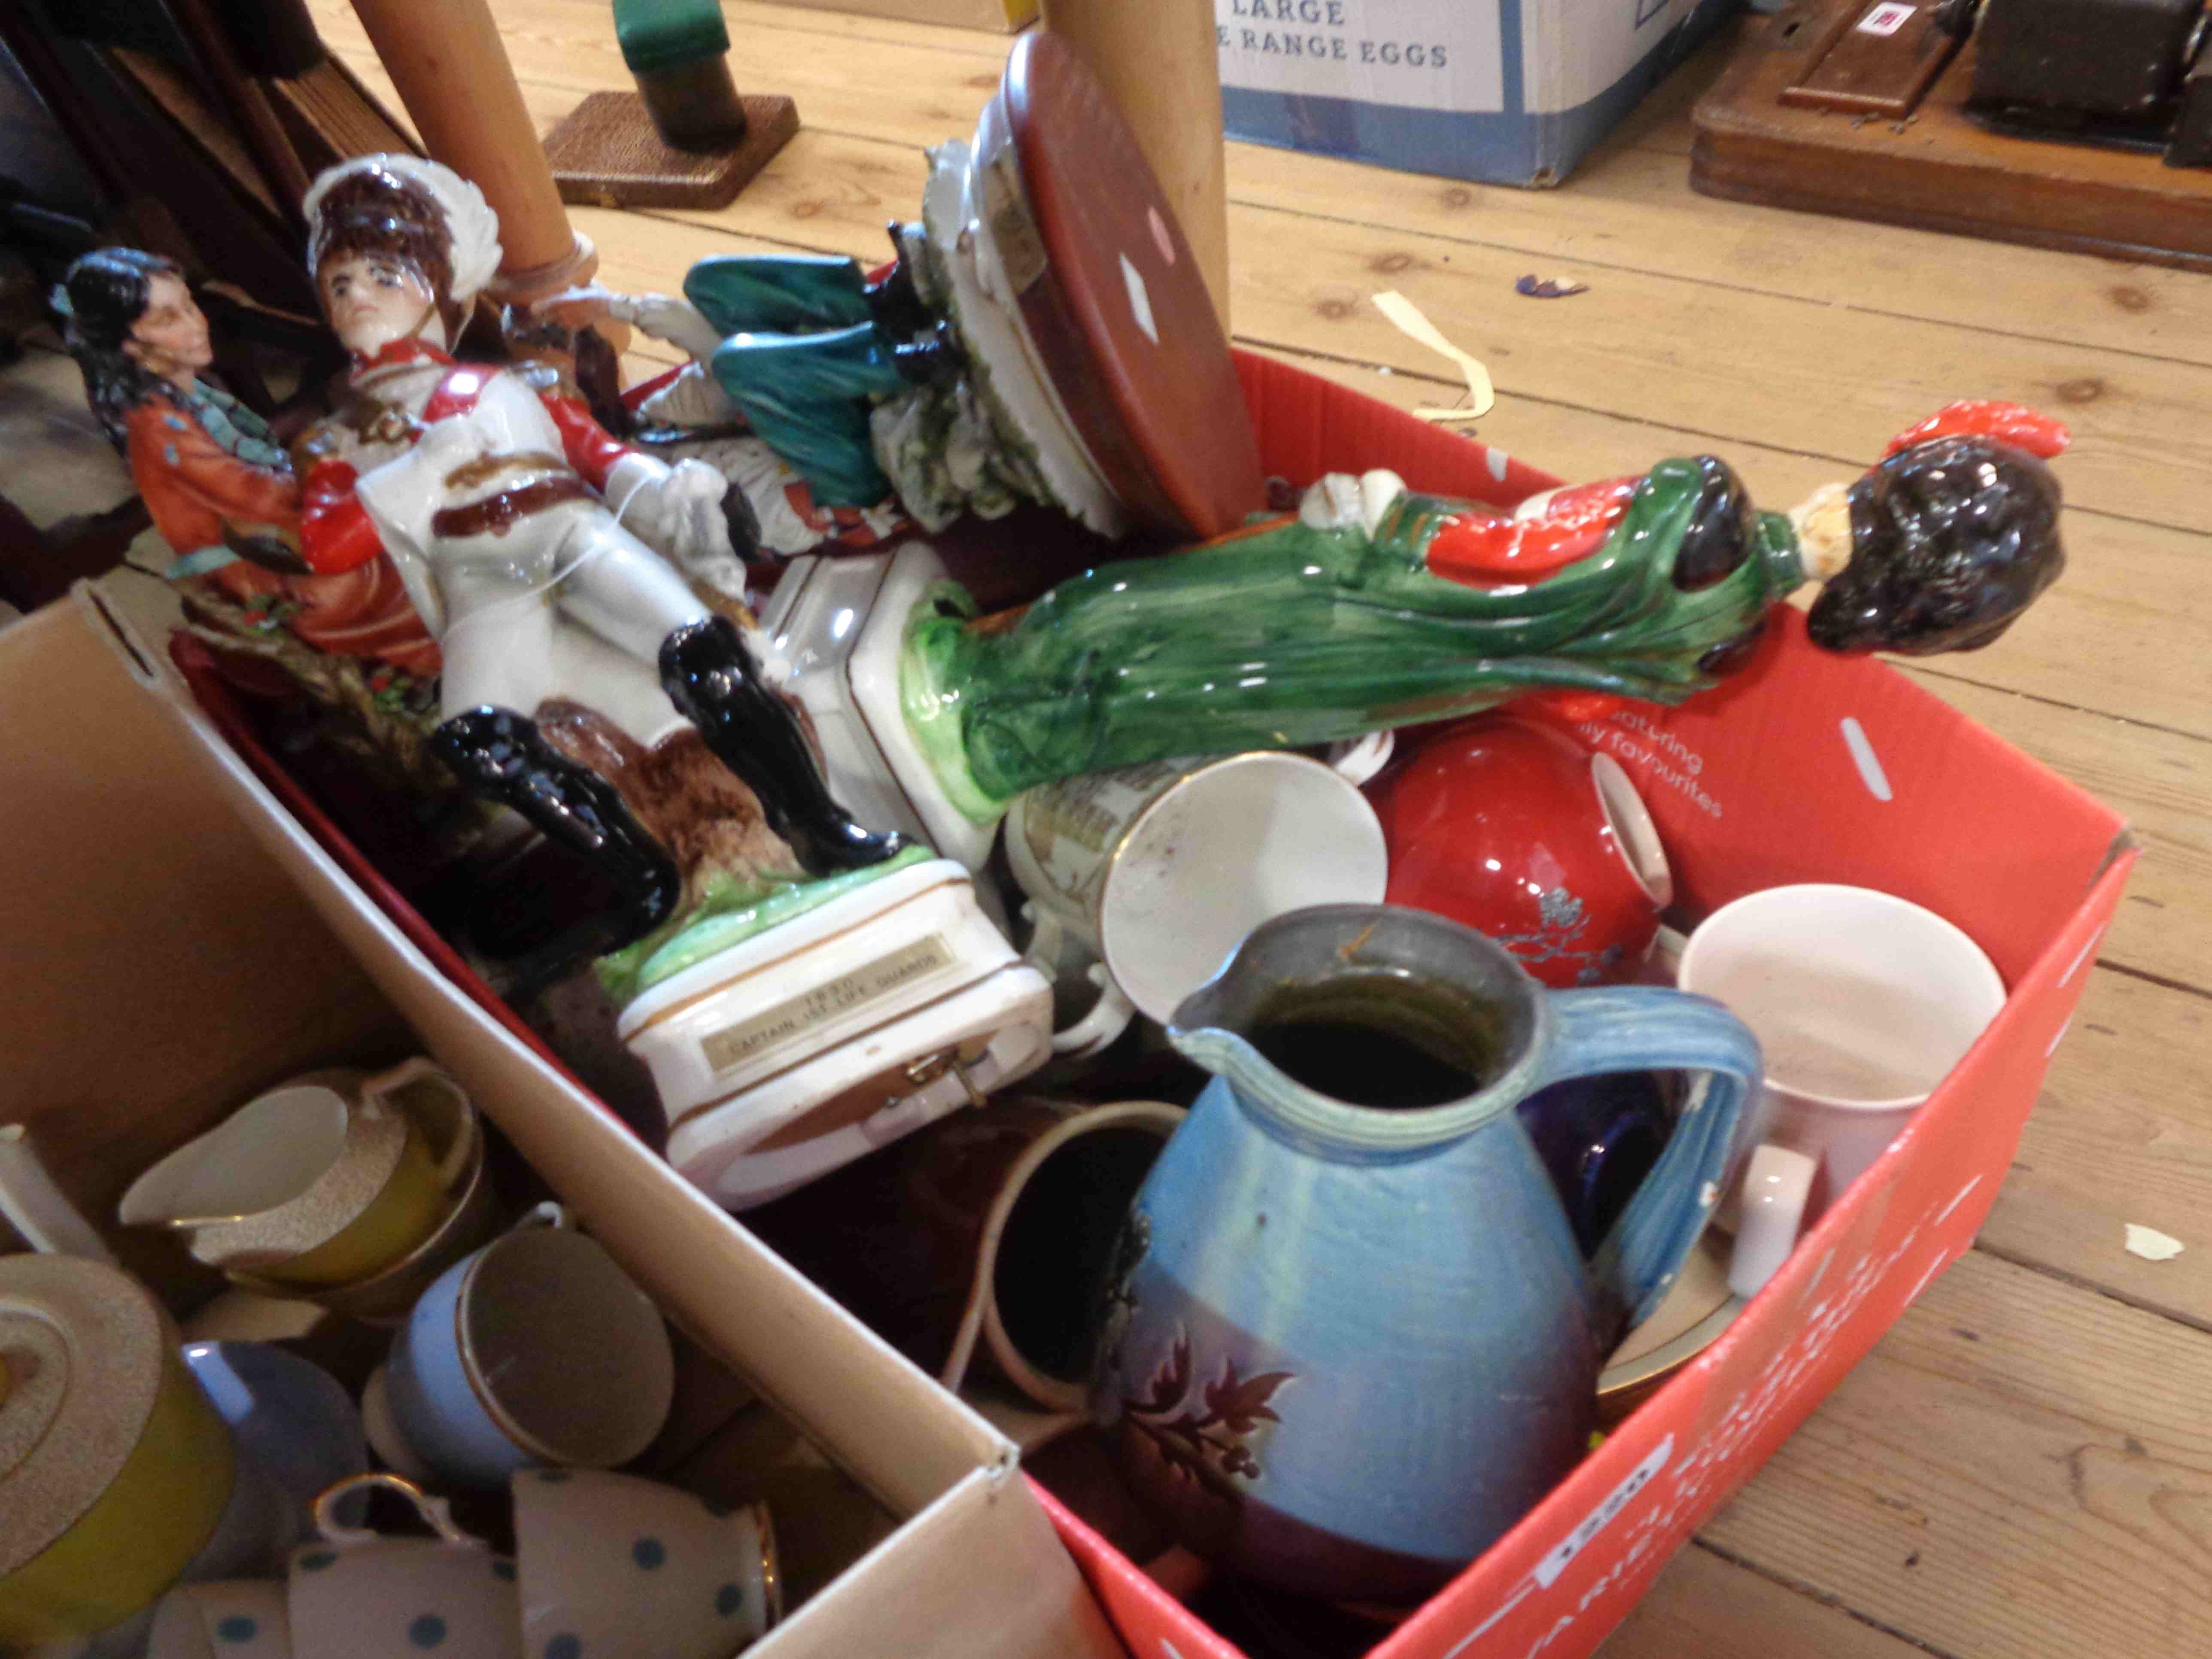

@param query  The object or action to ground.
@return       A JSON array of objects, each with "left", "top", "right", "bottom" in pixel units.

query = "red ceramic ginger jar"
[{"left": 1369, "top": 714, "right": 1673, "bottom": 987}]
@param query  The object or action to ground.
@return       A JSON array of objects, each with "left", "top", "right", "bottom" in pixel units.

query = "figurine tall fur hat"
[{"left": 303, "top": 155, "right": 503, "bottom": 310}]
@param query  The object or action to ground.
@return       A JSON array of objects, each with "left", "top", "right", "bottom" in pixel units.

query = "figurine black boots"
[
  {"left": 431, "top": 620, "right": 904, "bottom": 983},
  {"left": 431, "top": 706, "right": 683, "bottom": 986},
  {"left": 660, "top": 614, "right": 910, "bottom": 875}
]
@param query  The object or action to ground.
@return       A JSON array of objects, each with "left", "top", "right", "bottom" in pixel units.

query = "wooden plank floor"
[{"left": 316, "top": 7, "right": 2212, "bottom": 1655}]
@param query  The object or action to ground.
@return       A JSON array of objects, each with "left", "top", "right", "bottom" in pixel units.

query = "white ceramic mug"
[
  {"left": 1003, "top": 750, "right": 1390, "bottom": 1057},
  {"left": 1672, "top": 884, "right": 2006, "bottom": 1288},
  {"left": 287, "top": 1476, "right": 519, "bottom": 1659}
]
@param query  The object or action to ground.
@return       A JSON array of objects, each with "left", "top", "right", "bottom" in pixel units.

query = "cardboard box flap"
[
  {"left": 0, "top": 598, "right": 400, "bottom": 1251},
  {"left": 109, "top": 588, "right": 1018, "bottom": 1520},
  {"left": 763, "top": 1466, "right": 1127, "bottom": 1659}
]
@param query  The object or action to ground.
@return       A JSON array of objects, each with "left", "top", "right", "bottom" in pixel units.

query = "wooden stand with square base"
[
  {"left": 1691, "top": 9, "right": 2212, "bottom": 274},
  {"left": 545, "top": 90, "right": 800, "bottom": 211}
]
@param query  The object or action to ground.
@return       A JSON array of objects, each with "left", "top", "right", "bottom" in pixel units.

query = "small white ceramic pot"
[
  {"left": 286, "top": 1476, "right": 519, "bottom": 1659},
  {"left": 148, "top": 1580, "right": 292, "bottom": 1659},
  {"left": 512, "top": 1469, "right": 780, "bottom": 1659},
  {"left": 369, "top": 1207, "right": 675, "bottom": 1490}
]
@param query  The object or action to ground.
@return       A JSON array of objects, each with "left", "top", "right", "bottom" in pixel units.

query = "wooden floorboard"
[
  {"left": 1983, "top": 969, "right": 2212, "bottom": 1333},
  {"left": 310, "top": 7, "right": 2212, "bottom": 1655},
  {"left": 1700, "top": 1251, "right": 2212, "bottom": 1659},
  {"left": 1600, "top": 1541, "right": 1937, "bottom": 1659}
]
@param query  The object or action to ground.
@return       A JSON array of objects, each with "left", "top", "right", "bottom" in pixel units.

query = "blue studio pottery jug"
[{"left": 1089, "top": 904, "right": 1758, "bottom": 1603}]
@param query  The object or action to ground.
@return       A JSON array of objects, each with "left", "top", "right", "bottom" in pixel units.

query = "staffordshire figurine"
[
  {"left": 288, "top": 155, "right": 907, "bottom": 983},
  {"left": 56, "top": 248, "right": 442, "bottom": 763},
  {"left": 900, "top": 401, "right": 2071, "bottom": 825},
  {"left": 583, "top": 32, "right": 1264, "bottom": 546}
]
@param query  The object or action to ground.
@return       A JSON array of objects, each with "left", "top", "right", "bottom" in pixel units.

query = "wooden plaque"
[{"left": 997, "top": 31, "right": 1263, "bottom": 542}]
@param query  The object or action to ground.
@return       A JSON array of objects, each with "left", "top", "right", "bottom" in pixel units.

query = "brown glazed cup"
[{"left": 924, "top": 1099, "right": 1187, "bottom": 1411}]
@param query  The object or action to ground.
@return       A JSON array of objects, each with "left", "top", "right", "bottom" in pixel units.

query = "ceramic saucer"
[{"left": 1596, "top": 1229, "right": 1743, "bottom": 1425}]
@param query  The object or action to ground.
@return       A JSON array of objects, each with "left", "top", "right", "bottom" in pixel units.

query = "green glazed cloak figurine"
[{"left": 901, "top": 401, "right": 2073, "bottom": 824}]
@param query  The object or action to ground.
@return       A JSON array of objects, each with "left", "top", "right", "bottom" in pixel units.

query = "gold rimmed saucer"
[{"left": 1597, "top": 1229, "right": 1743, "bottom": 1425}]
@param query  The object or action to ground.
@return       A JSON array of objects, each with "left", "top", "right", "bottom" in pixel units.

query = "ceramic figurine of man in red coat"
[{"left": 292, "top": 155, "right": 904, "bottom": 982}]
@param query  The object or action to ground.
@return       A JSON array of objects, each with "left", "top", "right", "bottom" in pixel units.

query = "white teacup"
[
  {"left": 512, "top": 1469, "right": 780, "bottom": 1659},
  {"left": 1672, "top": 884, "right": 2006, "bottom": 1288},
  {"left": 1003, "top": 750, "right": 1389, "bottom": 1057},
  {"left": 287, "top": 1476, "right": 519, "bottom": 1659}
]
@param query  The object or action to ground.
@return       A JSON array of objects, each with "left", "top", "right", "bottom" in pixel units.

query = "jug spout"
[
  {"left": 1166, "top": 904, "right": 1548, "bottom": 1157},
  {"left": 117, "top": 1085, "right": 352, "bottom": 1230},
  {"left": 1163, "top": 1018, "right": 1285, "bottom": 1114}
]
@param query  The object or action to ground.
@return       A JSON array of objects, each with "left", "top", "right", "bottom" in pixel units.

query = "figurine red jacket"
[{"left": 295, "top": 342, "right": 635, "bottom": 580}]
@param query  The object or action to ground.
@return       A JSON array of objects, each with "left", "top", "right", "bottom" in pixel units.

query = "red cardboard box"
[
  {"left": 134, "top": 352, "right": 2128, "bottom": 1657},
  {"left": 1042, "top": 357, "right": 2136, "bottom": 1659}
]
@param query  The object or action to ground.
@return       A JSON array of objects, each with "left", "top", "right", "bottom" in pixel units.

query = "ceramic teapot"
[{"left": 1088, "top": 904, "right": 1759, "bottom": 1603}]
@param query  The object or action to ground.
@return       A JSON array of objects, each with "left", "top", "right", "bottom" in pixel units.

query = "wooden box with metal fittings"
[{"left": 1692, "top": 0, "right": 2212, "bottom": 272}]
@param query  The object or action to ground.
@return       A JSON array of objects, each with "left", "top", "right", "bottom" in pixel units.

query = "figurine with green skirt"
[{"left": 900, "top": 401, "right": 2073, "bottom": 825}]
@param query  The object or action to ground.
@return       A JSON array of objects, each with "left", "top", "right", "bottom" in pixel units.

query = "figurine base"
[
  {"left": 620, "top": 857, "right": 1051, "bottom": 1209},
  {"left": 545, "top": 90, "right": 800, "bottom": 212}
]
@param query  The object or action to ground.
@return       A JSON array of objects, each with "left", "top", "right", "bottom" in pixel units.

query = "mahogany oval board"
[{"left": 997, "top": 30, "right": 1265, "bottom": 541}]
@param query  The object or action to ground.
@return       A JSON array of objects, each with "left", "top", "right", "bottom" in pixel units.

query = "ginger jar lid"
[{"left": 0, "top": 1254, "right": 172, "bottom": 1579}]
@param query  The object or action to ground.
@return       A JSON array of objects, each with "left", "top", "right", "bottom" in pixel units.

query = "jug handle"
[
  {"left": 362, "top": 1059, "right": 477, "bottom": 1191},
  {"left": 1531, "top": 988, "right": 1760, "bottom": 1331}
]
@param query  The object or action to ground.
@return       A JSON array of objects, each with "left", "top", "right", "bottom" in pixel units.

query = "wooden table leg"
[{"left": 344, "top": 0, "right": 598, "bottom": 305}]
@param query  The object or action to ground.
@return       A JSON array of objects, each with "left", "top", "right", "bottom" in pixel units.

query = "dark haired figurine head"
[
  {"left": 55, "top": 247, "right": 208, "bottom": 448},
  {"left": 1807, "top": 434, "right": 2066, "bottom": 656}
]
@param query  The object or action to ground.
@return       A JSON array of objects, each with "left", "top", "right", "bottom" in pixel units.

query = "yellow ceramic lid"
[{"left": 0, "top": 1255, "right": 169, "bottom": 1579}]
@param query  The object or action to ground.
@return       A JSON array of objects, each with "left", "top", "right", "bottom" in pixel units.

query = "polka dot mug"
[
  {"left": 512, "top": 1468, "right": 780, "bottom": 1659},
  {"left": 286, "top": 1474, "right": 521, "bottom": 1659},
  {"left": 148, "top": 1580, "right": 292, "bottom": 1659}
]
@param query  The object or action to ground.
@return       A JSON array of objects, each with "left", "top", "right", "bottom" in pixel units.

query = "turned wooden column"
[
  {"left": 1039, "top": 0, "right": 1231, "bottom": 333},
  {"left": 346, "top": 0, "right": 596, "bottom": 304}
]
